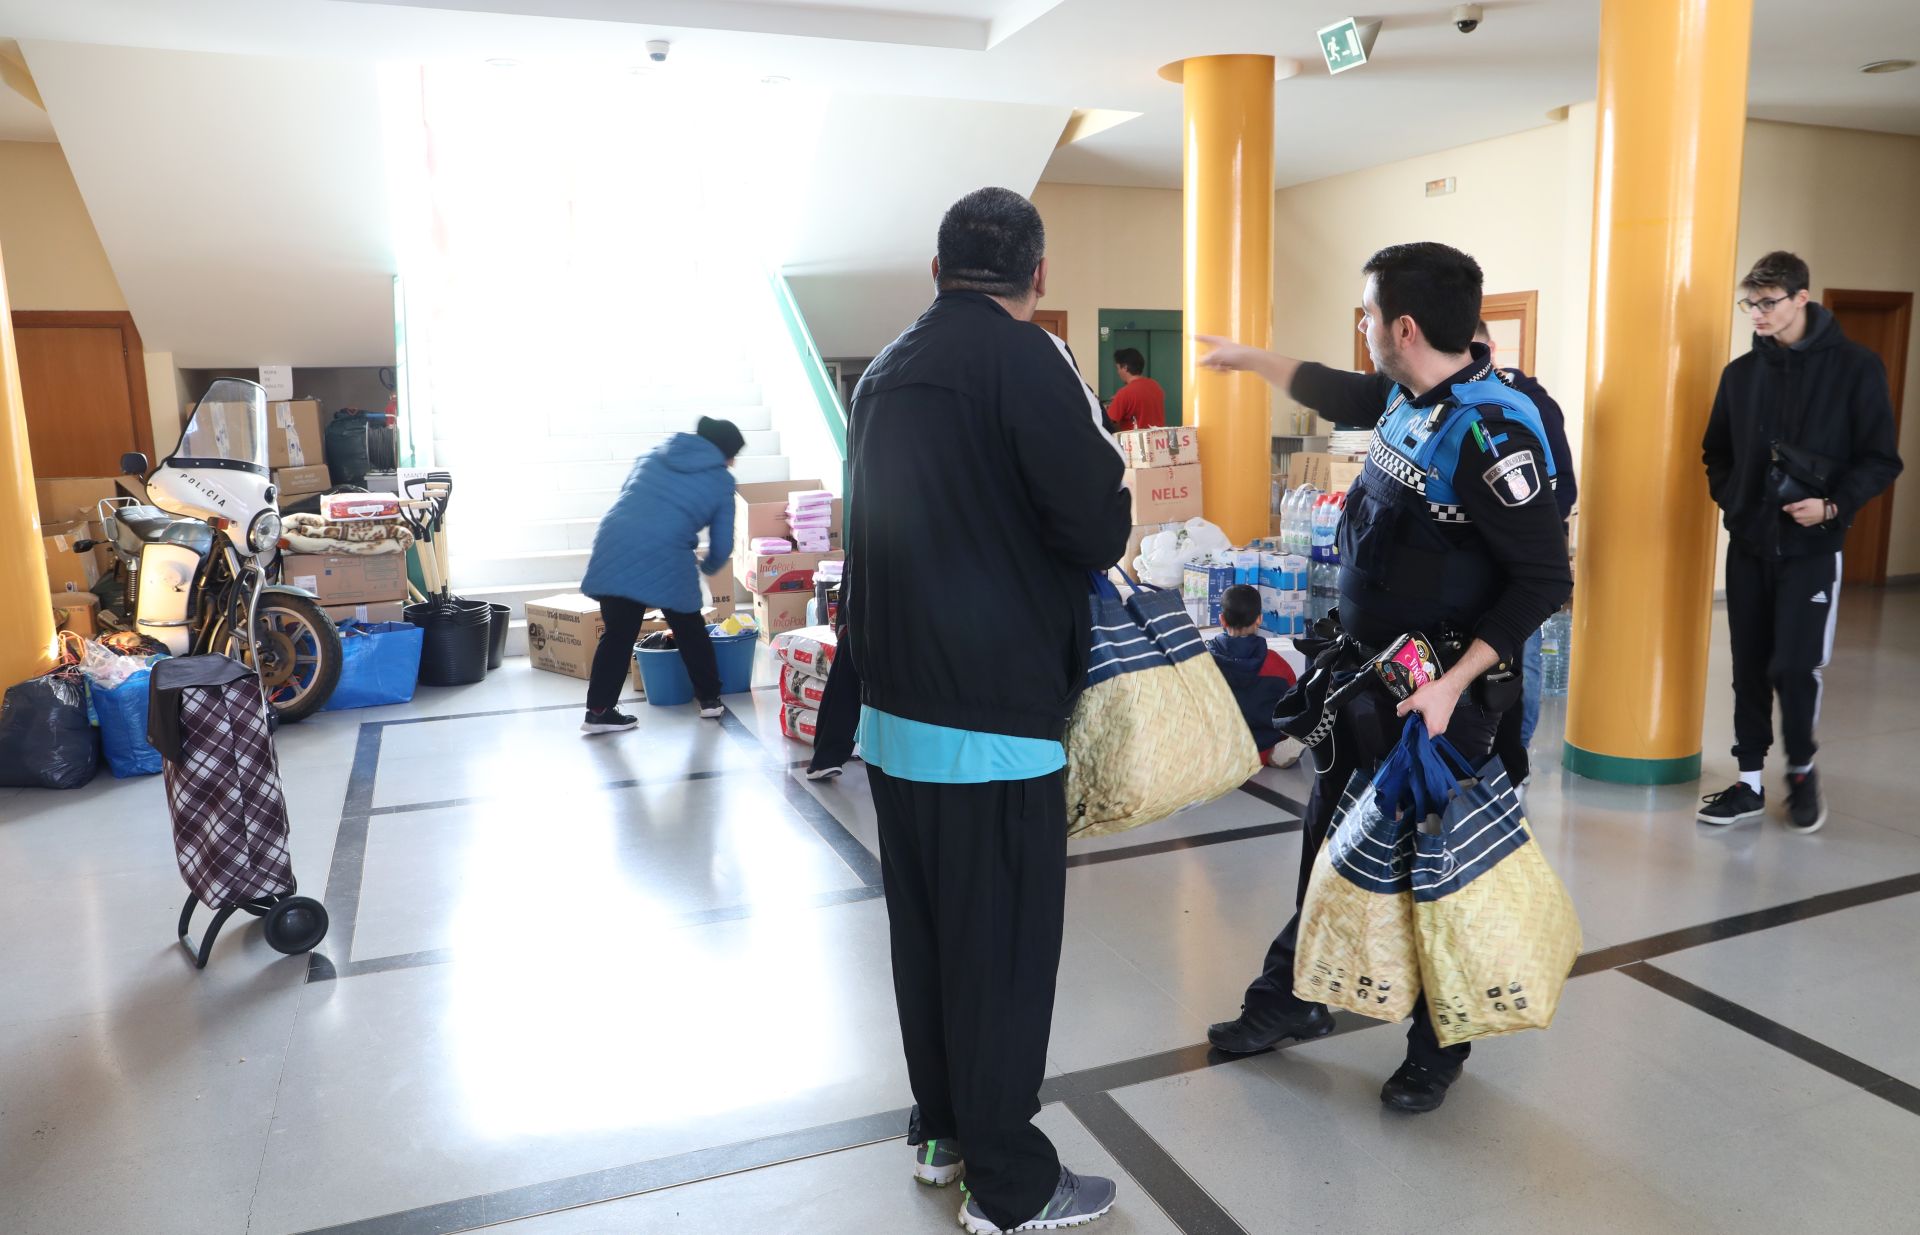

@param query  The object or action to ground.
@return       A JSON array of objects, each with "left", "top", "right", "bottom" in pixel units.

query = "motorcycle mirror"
[{"left": 120, "top": 451, "right": 150, "bottom": 478}]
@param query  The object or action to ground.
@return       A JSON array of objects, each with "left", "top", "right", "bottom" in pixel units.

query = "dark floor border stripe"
[
  {"left": 1621, "top": 962, "right": 1920, "bottom": 1117},
  {"left": 1066, "top": 819, "right": 1302, "bottom": 868},
  {"left": 306, "top": 723, "right": 382, "bottom": 980},
  {"left": 297, "top": 1107, "right": 912, "bottom": 1235},
  {"left": 1234, "top": 780, "right": 1308, "bottom": 817},
  {"left": 1571, "top": 871, "right": 1920, "bottom": 976},
  {"left": 1066, "top": 1091, "right": 1251, "bottom": 1235}
]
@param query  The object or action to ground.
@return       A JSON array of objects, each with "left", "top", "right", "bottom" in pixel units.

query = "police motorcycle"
[{"left": 75, "top": 378, "right": 343, "bottom": 722}]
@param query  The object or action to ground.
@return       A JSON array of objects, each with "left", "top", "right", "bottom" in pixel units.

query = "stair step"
[
  {"left": 431, "top": 428, "right": 780, "bottom": 470},
  {"left": 456, "top": 548, "right": 591, "bottom": 590},
  {"left": 465, "top": 516, "right": 604, "bottom": 555},
  {"left": 460, "top": 581, "right": 592, "bottom": 622}
]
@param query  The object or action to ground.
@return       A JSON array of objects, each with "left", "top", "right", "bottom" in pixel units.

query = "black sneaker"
[
  {"left": 697, "top": 698, "right": 725, "bottom": 719},
  {"left": 1206, "top": 1002, "right": 1335, "bottom": 1055},
  {"left": 804, "top": 763, "right": 844, "bottom": 781},
  {"left": 1696, "top": 782, "right": 1765, "bottom": 826},
  {"left": 1380, "top": 1059, "right": 1463, "bottom": 1114},
  {"left": 1785, "top": 769, "right": 1827, "bottom": 834},
  {"left": 580, "top": 706, "right": 639, "bottom": 735}
]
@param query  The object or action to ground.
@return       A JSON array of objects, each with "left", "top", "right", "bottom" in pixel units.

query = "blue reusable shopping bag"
[
  {"left": 322, "top": 621, "right": 425, "bottom": 711},
  {"left": 94, "top": 669, "right": 164, "bottom": 778}
]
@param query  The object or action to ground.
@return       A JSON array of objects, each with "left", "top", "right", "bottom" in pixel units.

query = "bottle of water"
[{"left": 1540, "top": 608, "right": 1573, "bottom": 696}]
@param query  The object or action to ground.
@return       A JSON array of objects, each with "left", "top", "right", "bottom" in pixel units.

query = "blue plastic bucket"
[
  {"left": 636, "top": 647, "right": 695, "bottom": 707},
  {"left": 713, "top": 631, "right": 757, "bottom": 695}
]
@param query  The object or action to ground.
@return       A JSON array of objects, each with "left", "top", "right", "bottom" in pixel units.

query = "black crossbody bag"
[{"left": 1767, "top": 440, "right": 1839, "bottom": 505}]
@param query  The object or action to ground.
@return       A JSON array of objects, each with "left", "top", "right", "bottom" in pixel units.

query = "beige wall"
[
  {"left": 1030, "top": 182, "right": 1184, "bottom": 383},
  {"left": 0, "top": 139, "right": 126, "bottom": 311}
]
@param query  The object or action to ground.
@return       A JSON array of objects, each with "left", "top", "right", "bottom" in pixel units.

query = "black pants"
[
  {"left": 869, "top": 766, "right": 1066, "bottom": 1229},
  {"left": 586, "top": 597, "right": 719, "bottom": 712},
  {"left": 1241, "top": 694, "right": 1505, "bottom": 1073},
  {"left": 807, "top": 636, "right": 861, "bottom": 771},
  {"left": 1725, "top": 548, "right": 1841, "bottom": 772}
]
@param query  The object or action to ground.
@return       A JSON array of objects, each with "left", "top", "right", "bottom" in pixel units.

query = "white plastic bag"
[{"left": 1134, "top": 517, "right": 1232, "bottom": 587}]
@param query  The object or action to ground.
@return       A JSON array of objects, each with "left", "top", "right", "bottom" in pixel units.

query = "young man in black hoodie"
[
  {"left": 846, "top": 187, "right": 1132, "bottom": 1234},
  {"left": 1698, "top": 251, "right": 1903, "bottom": 832}
]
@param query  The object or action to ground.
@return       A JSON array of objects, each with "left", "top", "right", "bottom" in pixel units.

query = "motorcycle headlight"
[{"left": 248, "top": 509, "right": 284, "bottom": 555}]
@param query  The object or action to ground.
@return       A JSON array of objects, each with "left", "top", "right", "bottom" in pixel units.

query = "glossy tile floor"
[{"left": 3, "top": 588, "right": 1918, "bottom": 1235}]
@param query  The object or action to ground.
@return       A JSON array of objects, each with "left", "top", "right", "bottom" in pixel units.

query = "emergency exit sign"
[{"left": 1318, "top": 17, "right": 1370, "bottom": 74}]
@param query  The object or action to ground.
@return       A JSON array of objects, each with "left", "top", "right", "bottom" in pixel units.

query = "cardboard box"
[
  {"left": 733, "top": 480, "right": 843, "bottom": 561},
  {"left": 52, "top": 591, "right": 100, "bottom": 638},
  {"left": 44, "top": 524, "right": 102, "bottom": 594},
  {"left": 525, "top": 593, "right": 606, "bottom": 679},
  {"left": 1116, "top": 426, "right": 1199, "bottom": 469},
  {"left": 702, "top": 569, "right": 737, "bottom": 616},
  {"left": 280, "top": 552, "right": 407, "bottom": 606},
  {"left": 323, "top": 600, "right": 406, "bottom": 626},
  {"left": 1328, "top": 455, "right": 1364, "bottom": 493},
  {"left": 1125, "top": 463, "right": 1204, "bottom": 525},
  {"left": 267, "top": 399, "right": 326, "bottom": 469},
  {"left": 1290, "top": 451, "right": 1363, "bottom": 494},
  {"left": 274, "top": 465, "right": 332, "bottom": 500},
  {"left": 35, "top": 477, "right": 122, "bottom": 526},
  {"left": 753, "top": 589, "right": 813, "bottom": 642},
  {"left": 740, "top": 551, "right": 840, "bottom": 595}
]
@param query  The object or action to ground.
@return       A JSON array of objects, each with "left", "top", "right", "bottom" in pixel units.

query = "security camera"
[
  {"left": 646, "top": 39, "right": 670, "bottom": 62},
  {"left": 1451, "top": 4, "right": 1483, "bottom": 33}
]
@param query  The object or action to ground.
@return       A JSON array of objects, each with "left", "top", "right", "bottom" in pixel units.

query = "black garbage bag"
[
  {"left": 639, "top": 630, "right": 677, "bottom": 651},
  {"left": 0, "top": 667, "right": 100, "bottom": 789}
]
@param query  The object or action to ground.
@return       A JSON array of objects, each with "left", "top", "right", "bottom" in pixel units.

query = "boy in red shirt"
[{"left": 1108, "top": 347, "right": 1165, "bottom": 431}]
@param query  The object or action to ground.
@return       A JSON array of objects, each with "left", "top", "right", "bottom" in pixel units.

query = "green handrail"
[{"left": 769, "top": 271, "right": 848, "bottom": 462}]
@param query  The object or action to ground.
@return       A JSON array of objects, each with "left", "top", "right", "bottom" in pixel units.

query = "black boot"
[
  {"left": 1380, "top": 1059, "right": 1463, "bottom": 1113},
  {"left": 1207, "top": 1002, "right": 1335, "bottom": 1054}
]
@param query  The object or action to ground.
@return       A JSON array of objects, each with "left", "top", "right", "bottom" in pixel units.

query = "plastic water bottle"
[{"left": 1540, "top": 609, "right": 1573, "bottom": 696}]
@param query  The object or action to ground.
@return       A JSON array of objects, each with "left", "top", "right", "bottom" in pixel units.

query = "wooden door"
[
  {"left": 10, "top": 310, "right": 154, "bottom": 477},
  {"left": 1822, "top": 289, "right": 1910, "bottom": 586},
  {"left": 1031, "top": 309, "right": 1068, "bottom": 342}
]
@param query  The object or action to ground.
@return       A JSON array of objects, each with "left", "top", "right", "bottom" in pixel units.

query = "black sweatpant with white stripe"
[{"left": 1725, "top": 547, "right": 1841, "bottom": 773}]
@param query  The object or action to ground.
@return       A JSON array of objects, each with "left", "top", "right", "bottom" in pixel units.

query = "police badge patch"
[{"left": 1482, "top": 450, "right": 1541, "bottom": 507}]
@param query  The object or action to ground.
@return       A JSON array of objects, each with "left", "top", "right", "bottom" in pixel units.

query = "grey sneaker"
[
  {"left": 910, "top": 1136, "right": 964, "bottom": 1187},
  {"left": 959, "top": 1166, "right": 1116, "bottom": 1233}
]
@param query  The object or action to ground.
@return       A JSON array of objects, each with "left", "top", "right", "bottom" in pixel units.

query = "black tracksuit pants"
[
  {"left": 1240, "top": 695, "right": 1505, "bottom": 1074},
  {"left": 807, "top": 636, "right": 861, "bottom": 771},
  {"left": 869, "top": 765, "right": 1067, "bottom": 1230},
  {"left": 585, "top": 598, "right": 719, "bottom": 712},
  {"left": 1725, "top": 548, "right": 1842, "bottom": 772}
]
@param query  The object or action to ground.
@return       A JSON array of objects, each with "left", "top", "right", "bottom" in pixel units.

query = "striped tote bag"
[{"left": 1064, "top": 575, "right": 1261, "bottom": 838}]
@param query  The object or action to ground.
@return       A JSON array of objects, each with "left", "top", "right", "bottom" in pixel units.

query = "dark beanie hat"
[{"left": 696, "top": 416, "right": 746, "bottom": 461}]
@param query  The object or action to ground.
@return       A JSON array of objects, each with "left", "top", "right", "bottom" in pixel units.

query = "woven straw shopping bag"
[
  {"left": 1065, "top": 576, "right": 1261, "bottom": 839},
  {"left": 1293, "top": 752, "right": 1423, "bottom": 1022},
  {"left": 1409, "top": 733, "right": 1582, "bottom": 1048}
]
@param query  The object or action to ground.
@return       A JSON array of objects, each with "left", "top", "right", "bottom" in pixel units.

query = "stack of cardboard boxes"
[
  {"left": 279, "top": 552, "right": 409, "bottom": 626},
  {"left": 1116, "top": 426, "right": 1205, "bottom": 580},
  {"left": 734, "top": 480, "right": 843, "bottom": 643},
  {"left": 37, "top": 477, "right": 130, "bottom": 637},
  {"left": 267, "top": 399, "right": 331, "bottom": 505}
]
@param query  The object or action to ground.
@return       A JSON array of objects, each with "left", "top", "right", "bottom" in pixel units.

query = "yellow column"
[
  {"left": 1565, "top": 0, "right": 1753, "bottom": 784},
  {"left": 0, "top": 240, "right": 58, "bottom": 689},
  {"left": 1178, "top": 54, "right": 1274, "bottom": 546}
]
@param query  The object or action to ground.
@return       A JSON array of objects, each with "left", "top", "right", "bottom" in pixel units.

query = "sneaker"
[
  {"left": 804, "top": 763, "right": 844, "bottom": 781},
  {"left": 1696, "top": 782, "right": 1766, "bottom": 826},
  {"left": 1380, "top": 1059, "right": 1463, "bottom": 1114},
  {"left": 909, "top": 1137, "right": 964, "bottom": 1188},
  {"left": 580, "top": 706, "right": 639, "bottom": 735},
  {"left": 1785, "top": 768, "right": 1827, "bottom": 834},
  {"left": 1206, "top": 1002, "right": 1334, "bottom": 1055},
  {"left": 697, "top": 698, "right": 725, "bottom": 719},
  {"left": 959, "top": 1166, "right": 1116, "bottom": 1233}
]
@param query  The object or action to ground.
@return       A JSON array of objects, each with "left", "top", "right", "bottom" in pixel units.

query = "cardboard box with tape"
[
  {"left": 525, "top": 593, "right": 606, "bottom": 679},
  {"left": 274, "top": 465, "right": 333, "bottom": 502},
  {"left": 323, "top": 600, "right": 407, "bottom": 626},
  {"left": 1124, "top": 463, "right": 1204, "bottom": 525},
  {"left": 267, "top": 400, "right": 327, "bottom": 470},
  {"left": 1115, "top": 426, "right": 1199, "bottom": 469},
  {"left": 280, "top": 552, "right": 407, "bottom": 607},
  {"left": 52, "top": 592, "right": 100, "bottom": 638},
  {"left": 752, "top": 589, "right": 813, "bottom": 642},
  {"left": 43, "top": 524, "right": 102, "bottom": 594}
]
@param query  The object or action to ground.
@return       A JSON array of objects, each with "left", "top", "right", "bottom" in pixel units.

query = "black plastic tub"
[
  {"left": 486, "top": 603, "right": 511, "bottom": 670},
  {"left": 405, "top": 598, "right": 491, "bottom": 687}
]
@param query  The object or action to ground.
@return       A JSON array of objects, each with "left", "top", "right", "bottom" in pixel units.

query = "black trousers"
[
  {"left": 585, "top": 597, "right": 719, "bottom": 712},
  {"left": 1725, "top": 548, "right": 1841, "bottom": 772},
  {"left": 869, "top": 765, "right": 1066, "bottom": 1230},
  {"left": 807, "top": 636, "right": 861, "bottom": 770},
  {"left": 1241, "top": 694, "right": 1505, "bottom": 1073}
]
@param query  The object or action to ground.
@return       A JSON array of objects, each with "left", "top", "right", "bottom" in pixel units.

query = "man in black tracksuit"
[
  {"left": 1196, "top": 242, "right": 1572, "bottom": 1114},
  {"left": 1698, "top": 251, "right": 1903, "bottom": 832},
  {"left": 847, "top": 188, "right": 1132, "bottom": 1234}
]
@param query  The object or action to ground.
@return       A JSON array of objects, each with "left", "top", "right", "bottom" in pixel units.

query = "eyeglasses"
[{"left": 1737, "top": 294, "right": 1796, "bottom": 313}]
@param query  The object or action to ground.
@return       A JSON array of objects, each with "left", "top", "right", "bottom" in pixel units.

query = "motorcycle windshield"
[{"left": 171, "top": 378, "right": 269, "bottom": 474}]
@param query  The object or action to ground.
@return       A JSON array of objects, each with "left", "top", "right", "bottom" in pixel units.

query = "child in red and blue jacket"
[{"left": 1208, "top": 584, "right": 1297, "bottom": 767}]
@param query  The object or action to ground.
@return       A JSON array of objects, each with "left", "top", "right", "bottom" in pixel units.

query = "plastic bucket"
[
  {"left": 635, "top": 647, "right": 695, "bottom": 707},
  {"left": 713, "top": 631, "right": 757, "bottom": 695},
  {"left": 485, "top": 603, "right": 511, "bottom": 670},
  {"left": 406, "top": 598, "right": 491, "bottom": 687}
]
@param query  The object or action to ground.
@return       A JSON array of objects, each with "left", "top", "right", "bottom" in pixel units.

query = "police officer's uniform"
[{"left": 1239, "top": 343, "right": 1572, "bottom": 1075}]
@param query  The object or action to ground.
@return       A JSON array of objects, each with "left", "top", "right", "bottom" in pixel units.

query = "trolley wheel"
[{"left": 263, "top": 896, "right": 329, "bottom": 955}]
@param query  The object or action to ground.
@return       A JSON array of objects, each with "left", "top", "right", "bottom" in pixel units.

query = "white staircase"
[{"left": 439, "top": 371, "right": 791, "bottom": 656}]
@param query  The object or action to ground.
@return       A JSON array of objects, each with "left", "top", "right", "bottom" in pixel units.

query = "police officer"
[{"left": 1196, "top": 242, "right": 1572, "bottom": 1113}]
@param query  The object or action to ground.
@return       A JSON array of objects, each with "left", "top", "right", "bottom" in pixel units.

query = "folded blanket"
[{"left": 282, "top": 513, "right": 415, "bottom": 556}]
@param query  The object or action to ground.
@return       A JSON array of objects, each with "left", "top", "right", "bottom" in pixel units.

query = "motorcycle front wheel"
[{"left": 213, "top": 593, "right": 344, "bottom": 723}]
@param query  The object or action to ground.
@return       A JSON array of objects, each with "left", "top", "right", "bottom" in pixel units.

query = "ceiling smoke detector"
[{"left": 1859, "top": 59, "right": 1915, "bottom": 74}]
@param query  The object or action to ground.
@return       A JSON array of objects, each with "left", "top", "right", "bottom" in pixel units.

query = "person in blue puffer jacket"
[{"left": 578, "top": 417, "right": 743, "bottom": 732}]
